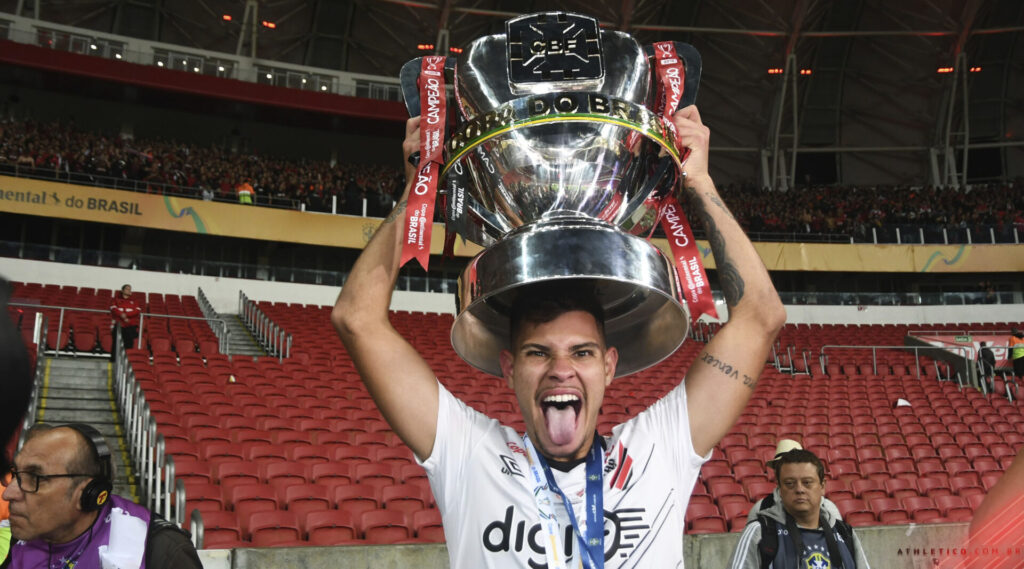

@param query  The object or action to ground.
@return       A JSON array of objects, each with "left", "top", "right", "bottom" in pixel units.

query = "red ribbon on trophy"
[
  {"left": 652, "top": 41, "right": 718, "bottom": 322},
  {"left": 401, "top": 56, "right": 448, "bottom": 270},
  {"left": 659, "top": 196, "right": 718, "bottom": 322}
]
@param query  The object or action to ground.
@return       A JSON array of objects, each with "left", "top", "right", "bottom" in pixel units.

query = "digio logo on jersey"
[{"left": 483, "top": 505, "right": 648, "bottom": 567}]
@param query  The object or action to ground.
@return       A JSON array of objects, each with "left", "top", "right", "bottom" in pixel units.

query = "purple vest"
[{"left": 9, "top": 495, "right": 151, "bottom": 569}]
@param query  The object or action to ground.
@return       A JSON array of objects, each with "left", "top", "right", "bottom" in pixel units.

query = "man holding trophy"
[{"left": 332, "top": 12, "right": 785, "bottom": 568}]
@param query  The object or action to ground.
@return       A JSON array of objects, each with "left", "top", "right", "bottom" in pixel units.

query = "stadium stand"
[
  {"left": 52, "top": 292, "right": 1013, "bottom": 547},
  {"left": 4, "top": 2, "right": 1024, "bottom": 567}
]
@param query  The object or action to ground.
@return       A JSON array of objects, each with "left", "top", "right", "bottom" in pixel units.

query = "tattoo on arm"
[
  {"left": 700, "top": 352, "right": 759, "bottom": 390},
  {"left": 383, "top": 200, "right": 408, "bottom": 225},
  {"left": 687, "top": 187, "right": 745, "bottom": 306},
  {"left": 708, "top": 194, "right": 735, "bottom": 220}
]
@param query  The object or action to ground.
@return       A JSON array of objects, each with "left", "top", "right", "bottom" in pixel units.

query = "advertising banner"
[
  {"left": 2, "top": 175, "right": 1022, "bottom": 273},
  {"left": 0, "top": 175, "right": 481, "bottom": 256}
]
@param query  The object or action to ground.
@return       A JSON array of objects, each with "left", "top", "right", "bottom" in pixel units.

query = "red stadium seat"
[
  {"left": 196, "top": 510, "right": 243, "bottom": 548},
  {"left": 689, "top": 517, "right": 727, "bottom": 534},
  {"left": 248, "top": 510, "right": 301, "bottom": 545},
  {"left": 903, "top": 496, "right": 942, "bottom": 523},
  {"left": 412, "top": 509, "right": 445, "bottom": 542},
  {"left": 283, "top": 484, "right": 332, "bottom": 517},
  {"left": 229, "top": 484, "right": 279, "bottom": 534},
  {"left": 934, "top": 495, "right": 972, "bottom": 521},
  {"left": 333, "top": 483, "right": 381, "bottom": 516},
  {"left": 381, "top": 484, "right": 430, "bottom": 516},
  {"left": 305, "top": 510, "right": 359, "bottom": 545},
  {"left": 184, "top": 481, "right": 225, "bottom": 514},
  {"left": 360, "top": 509, "right": 411, "bottom": 543},
  {"left": 869, "top": 498, "right": 910, "bottom": 525}
]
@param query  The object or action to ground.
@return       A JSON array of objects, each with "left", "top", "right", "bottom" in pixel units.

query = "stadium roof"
[{"left": 2, "top": 0, "right": 1021, "bottom": 186}]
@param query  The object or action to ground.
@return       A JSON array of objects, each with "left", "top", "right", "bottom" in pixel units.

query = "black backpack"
[
  {"left": 754, "top": 515, "right": 857, "bottom": 569},
  {"left": 0, "top": 515, "right": 192, "bottom": 569}
]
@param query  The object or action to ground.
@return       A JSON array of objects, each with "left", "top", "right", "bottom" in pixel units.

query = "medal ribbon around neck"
[
  {"left": 522, "top": 434, "right": 605, "bottom": 569},
  {"left": 652, "top": 41, "right": 718, "bottom": 323}
]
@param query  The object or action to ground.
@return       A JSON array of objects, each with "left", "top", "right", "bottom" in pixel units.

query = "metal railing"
[
  {"left": 137, "top": 312, "right": 229, "bottom": 354},
  {"left": 15, "top": 313, "right": 49, "bottom": 451},
  {"left": 110, "top": 339, "right": 180, "bottom": 524},
  {"left": 196, "top": 287, "right": 230, "bottom": 352},
  {"left": 818, "top": 344, "right": 972, "bottom": 383},
  {"left": 238, "top": 291, "right": 292, "bottom": 361},
  {"left": 9, "top": 301, "right": 229, "bottom": 354},
  {"left": 0, "top": 163, "right": 393, "bottom": 216}
]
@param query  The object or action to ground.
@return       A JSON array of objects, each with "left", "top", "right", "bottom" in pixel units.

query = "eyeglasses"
[{"left": 8, "top": 468, "right": 93, "bottom": 493}]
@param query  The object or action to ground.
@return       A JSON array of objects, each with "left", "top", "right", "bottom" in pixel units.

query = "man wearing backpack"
[
  {"left": 746, "top": 440, "right": 842, "bottom": 525},
  {"left": 729, "top": 449, "right": 870, "bottom": 569}
]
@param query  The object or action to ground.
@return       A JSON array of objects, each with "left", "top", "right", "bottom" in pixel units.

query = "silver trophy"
[{"left": 401, "top": 12, "right": 703, "bottom": 378}]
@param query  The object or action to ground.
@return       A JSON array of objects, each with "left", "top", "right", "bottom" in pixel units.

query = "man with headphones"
[{"left": 1, "top": 423, "right": 202, "bottom": 569}]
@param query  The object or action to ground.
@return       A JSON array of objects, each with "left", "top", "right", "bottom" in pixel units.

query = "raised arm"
[
  {"left": 331, "top": 117, "right": 439, "bottom": 461},
  {"left": 674, "top": 106, "right": 787, "bottom": 457}
]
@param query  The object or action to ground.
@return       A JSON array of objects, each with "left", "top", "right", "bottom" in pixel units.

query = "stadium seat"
[
  {"left": 689, "top": 517, "right": 727, "bottom": 534},
  {"left": 902, "top": 496, "right": 942, "bottom": 523},
  {"left": 283, "top": 484, "right": 332, "bottom": 517},
  {"left": 305, "top": 510, "right": 360, "bottom": 545},
  {"left": 333, "top": 483, "right": 381, "bottom": 516},
  {"left": 934, "top": 495, "right": 972, "bottom": 521},
  {"left": 229, "top": 484, "right": 279, "bottom": 534},
  {"left": 183, "top": 481, "right": 225, "bottom": 514},
  {"left": 354, "top": 463, "right": 400, "bottom": 489},
  {"left": 950, "top": 475, "right": 985, "bottom": 497},
  {"left": 884, "top": 478, "right": 919, "bottom": 499},
  {"left": 381, "top": 484, "right": 430, "bottom": 516},
  {"left": 869, "top": 498, "right": 910, "bottom": 525},
  {"left": 263, "top": 462, "right": 310, "bottom": 485},
  {"left": 411, "top": 509, "right": 444, "bottom": 542},
  {"left": 360, "top": 509, "right": 412, "bottom": 543},
  {"left": 248, "top": 510, "right": 301, "bottom": 545},
  {"left": 195, "top": 510, "right": 243, "bottom": 549}
]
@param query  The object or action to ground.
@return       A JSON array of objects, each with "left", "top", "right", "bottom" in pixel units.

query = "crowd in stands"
[
  {"left": 0, "top": 118, "right": 405, "bottom": 216},
  {"left": 719, "top": 182, "right": 1024, "bottom": 241},
  {"left": 2, "top": 117, "right": 1022, "bottom": 241}
]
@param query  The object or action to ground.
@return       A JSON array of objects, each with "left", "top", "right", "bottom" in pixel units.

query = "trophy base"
[{"left": 452, "top": 217, "right": 691, "bottom": 378}]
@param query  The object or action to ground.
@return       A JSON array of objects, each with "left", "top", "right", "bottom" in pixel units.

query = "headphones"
[{"left": 64, "top": 423, "right": 113, "bottom": 512}]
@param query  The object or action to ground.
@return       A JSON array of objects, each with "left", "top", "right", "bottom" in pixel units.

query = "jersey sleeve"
[
  {"left": 621, "top": 379, "right": 711, "bottom": 472},
  {"left": 418, "top": 381, "right": 504, "bottom": 519}
]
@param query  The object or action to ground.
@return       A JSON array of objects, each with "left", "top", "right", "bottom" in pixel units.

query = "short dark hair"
[
  {"left": 508, "top": 282, "right": 606, "bottom": 347},
  {"left": 773, "top": 449, "right": 825, "bottom": 484},
  {"left": 64, "top": 428, "right": 107, "bottom": 480},
  {"left": 24, "top": 424, "right": 108, "bottom": 479}
]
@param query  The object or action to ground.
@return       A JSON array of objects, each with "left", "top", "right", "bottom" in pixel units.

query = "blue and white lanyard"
[{"left": 522, "top": 434, "right": 605, "bottom": 569}]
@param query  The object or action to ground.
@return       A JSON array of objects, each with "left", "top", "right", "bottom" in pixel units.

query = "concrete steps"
[
  {"left": 36, "top": 357, "right": 136, "bottom": 500},
  {"left": 221, "top": 314, "right": 266, "bottom": 358}
]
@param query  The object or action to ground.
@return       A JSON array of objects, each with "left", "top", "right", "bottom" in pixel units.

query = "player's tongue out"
[{"left": 542, "top": 394, "right": 580, "bottom": 446}]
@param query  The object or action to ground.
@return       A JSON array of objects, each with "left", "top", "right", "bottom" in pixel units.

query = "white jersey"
[{"left": 421, "top": 380, "right": 708, "bottom": 569}]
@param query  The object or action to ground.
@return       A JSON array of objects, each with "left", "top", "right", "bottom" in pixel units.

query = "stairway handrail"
[
  {"left": 9, "top": 302, "right": 229, "bottom": 353},
  {"left": 237, "top": 293, "right": 292, "bottom": 361},
  {"left": 196, "top": 287, "right": 230, "bottom": 353},
  {"left": 819, "top": 344, "right": 972, "bottom": 381},
  {"left": 16, "top": 312, "right": 49, "bottom": 447}
]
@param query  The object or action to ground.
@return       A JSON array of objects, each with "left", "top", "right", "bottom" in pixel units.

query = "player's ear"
[
  {"left": 500, "top": 350, "right": 515, "bottom": 389},
  {"left": 604, "top": 347, "right": 618, "bottom": 386}
]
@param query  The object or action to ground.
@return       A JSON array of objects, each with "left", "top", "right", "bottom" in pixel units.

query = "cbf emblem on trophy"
[{"left": 399, "top": 12, "right": 717, "bottom": 378}]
